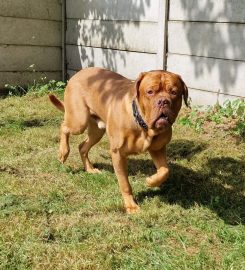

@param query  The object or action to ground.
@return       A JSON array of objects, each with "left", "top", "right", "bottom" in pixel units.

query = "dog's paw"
[
  {"left": 146, "top": 168, "right": 169, "bottom": 188},
  {"left": 59, "top": 149, "right": 69, "bottom": 164},
  {"left": 125, "top": 204, "right": 140, "bottom": 214},
  {"left": 146, "top": 176, "right": 163, "bottom": 188},
  {"left": 86, "top": 168, "right": 101, "bottom": 174}
]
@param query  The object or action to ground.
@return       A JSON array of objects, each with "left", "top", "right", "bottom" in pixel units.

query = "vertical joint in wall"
[
  {"left": 157, "top": 0, "right": 169, "bottom": 70},
  {"left": 62, "top": 0, "right": 67, "bottom": 82}
]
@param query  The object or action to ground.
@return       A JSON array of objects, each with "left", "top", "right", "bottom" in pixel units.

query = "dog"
[{"left": 49, "top": 67, "right": 188, "bottom": 213}]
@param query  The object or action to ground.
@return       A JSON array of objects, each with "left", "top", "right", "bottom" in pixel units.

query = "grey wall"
[
  {"left": 167, "top": 0, "right": 245, "bottom": 105},
  {"left": 66, "top": 0, "right": 167, "bottom": 80},
  {"left": 1, "top": 0, "right": 244, "bottom": 105},
  {"left": 66, "top": 0, "right": 245, "bottom": 105},
  {"left": 0, "top": 0, "right": 62, "bottom": 89}
]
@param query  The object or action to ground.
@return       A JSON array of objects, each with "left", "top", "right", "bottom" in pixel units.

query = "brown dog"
[{"left": 49, "top": 67, "right": 188, "bottom": 213}]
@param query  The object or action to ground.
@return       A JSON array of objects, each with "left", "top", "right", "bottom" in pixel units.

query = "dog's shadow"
[
  {"left": 96, "top": 139, "right": 245, "bottom": 225},
  {"left": 96, "top": 139, "right": 207, "bottom": 175}
]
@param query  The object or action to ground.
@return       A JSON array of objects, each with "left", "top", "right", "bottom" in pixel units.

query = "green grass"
[
  {"left": 0, "top": 93, "right": 244, "bottom": 269},
  {"left": 178, "top": 99, "right": 245, "bottom": 139}
]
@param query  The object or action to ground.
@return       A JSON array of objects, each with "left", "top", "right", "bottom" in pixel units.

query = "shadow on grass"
[
  {"left": 96, "top": 139, "right": 207, "bottom": 176},
  {"left": 136, "top": 143, "right": 245, "bottom": 225},
  {"left": 167, "top": 139, "right": 207, "bottom": 161},
  {"left": 96, "top": 160, "right": 155, "bottom": 176},
  {"left": 96, "top": 140, "right": 244, "bottom": 225},
  {"left": 137, "top": 160, "right": 244, "bottom": 224},
  {"left": 0, "top": 118, "right": 60, "bottom": 131}
]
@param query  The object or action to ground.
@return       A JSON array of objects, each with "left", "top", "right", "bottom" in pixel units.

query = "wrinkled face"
[{"left": 135, "top": 70, "right": 188, "bottom": 131}]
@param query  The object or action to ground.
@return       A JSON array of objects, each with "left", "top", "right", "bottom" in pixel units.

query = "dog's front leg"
[
  {"left": 146, "top": 147, "right": 169, "bottom": 187},
  {"left": 111, "top": 150, "right": 139, "bottom": 213}
]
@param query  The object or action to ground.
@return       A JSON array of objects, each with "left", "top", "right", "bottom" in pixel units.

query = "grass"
[
  {"left": 178, "top": 99, "right": 245, "bottom": 139},
  {"left": 0, "top": 90, "right": 244, "bottom": 269}
]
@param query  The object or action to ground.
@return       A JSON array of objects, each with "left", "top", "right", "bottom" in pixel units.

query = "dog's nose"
[{"left": 157, "top": 98, "right": 170, "bottom": 107}]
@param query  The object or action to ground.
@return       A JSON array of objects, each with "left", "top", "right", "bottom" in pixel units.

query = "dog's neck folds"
[{"left": 132, "top": 100, "right": 148, "bottom": 131}]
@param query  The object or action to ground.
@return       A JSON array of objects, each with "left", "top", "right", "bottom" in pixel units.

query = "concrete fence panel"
[
  {"left": 66, "top": 0, "right": 159, "bottom": 21},
  {"left": 66, "top": 19, "right": 157, "bottom": 53},
  {"left": 0, "top": 0, "right": 62, "bottom": 89},
  {"left": 66, "top": 45, "right": 156, "bottom": 80},
  {"left": 66, "top": 0, "right": 167, "bottom": 79},
  {"left": 0, "top": 0, "right": 61, "bottom": 21},
  {"left": 168, "top": 0, "right": 245, "bottom": 105},
  {"left": 1, "top": 0, "right": 244, "bottom": 104}
]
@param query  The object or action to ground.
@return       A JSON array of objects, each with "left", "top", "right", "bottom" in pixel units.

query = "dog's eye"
[
  {"left": 147, "top": 90, "right": 154, "bottom": 96},
  {"left": 171, "top": 90, "right": 177, "bottom": 96}
]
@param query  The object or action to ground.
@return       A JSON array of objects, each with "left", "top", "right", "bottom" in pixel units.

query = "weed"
[
  {"left": 4, "top": 84, "right": 27, "bottom": 96},
  {"left": 4, "top": 78, "right": 66, "bottom": 97},
  {"left": 178, "top": 107, "right": 205, "bottom": 132},
  {"left": 178, "top": 99, "right": 245, "bottom": 139},
  {"left": 28, "top": 79, "right": 66, "bottom": 97}
]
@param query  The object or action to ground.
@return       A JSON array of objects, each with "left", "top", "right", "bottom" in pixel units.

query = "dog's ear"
[
  {"left": 134, "top": 72, "right": 146, "bottom": 98},
  {"left": 181, "top": 79, "right": 190, "bottom": 107}
]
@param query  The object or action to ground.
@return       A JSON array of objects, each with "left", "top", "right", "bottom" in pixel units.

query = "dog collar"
[{"left": 132, "top": 100, "right": 148, "bottom": 131}]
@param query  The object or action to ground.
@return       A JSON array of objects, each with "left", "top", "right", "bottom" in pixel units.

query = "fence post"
[
  {"left": 62, "top": 0, "right": 67, "bottom": 81},
  {"left": 156, "top": 0, "right": 169, "bottom": 70}
]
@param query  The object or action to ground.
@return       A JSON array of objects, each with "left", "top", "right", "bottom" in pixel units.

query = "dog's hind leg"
[
  {"left": 59, "top": 96, "right": 89, "bottom": 163},
  {"left": 59, "top": 120, "right": 88, "bottom": 163},
  {"left": 59, "top": 122, "right": 70, "bottom": 163},
  {"left": 79, "top": 118, "right": 105, "bottom": 173}
]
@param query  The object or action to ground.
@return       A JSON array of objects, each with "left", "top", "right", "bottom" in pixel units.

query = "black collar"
[{"left": 132, "top": 100, "right": 148, "bottom": 131}]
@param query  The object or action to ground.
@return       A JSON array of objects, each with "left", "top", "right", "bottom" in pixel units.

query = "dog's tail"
[{"left": 48, "top": 94, "right": 65, "bottom": 112}]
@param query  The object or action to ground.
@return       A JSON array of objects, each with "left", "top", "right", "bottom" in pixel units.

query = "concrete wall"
[
  {"left": 1, "top": 0, "right": 244, "bottom": 105},
  {"left": 0, "top": 0, "right": 62, "bottom": 89},
  {"left": 66, "top": 0, "right": 245, "bottom": 105},
  {"left": 66, "top": 0, "right": 167, "bottom": 80},
  {"left": 168, "top": 0, "right": 245, "bottom": 105}
]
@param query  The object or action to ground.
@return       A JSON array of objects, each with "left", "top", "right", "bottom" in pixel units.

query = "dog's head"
[{"left": 134, "top": 70, "right": 189, "bottom": 131}]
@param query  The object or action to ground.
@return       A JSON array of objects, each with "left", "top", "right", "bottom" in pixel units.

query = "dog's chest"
[
  {"left": 126, "top": 133, "right": 153, "bottom": 154},
  {"left": 141, "top": 136, "right": 153, "bottom": 152}
]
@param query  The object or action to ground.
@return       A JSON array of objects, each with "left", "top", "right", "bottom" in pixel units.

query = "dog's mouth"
[{"left": 154, "top": 112, "right": 172, "bottom": 129}]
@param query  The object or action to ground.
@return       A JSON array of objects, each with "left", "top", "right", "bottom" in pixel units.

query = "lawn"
[{"left": 0, "top": 92, "right": 244, "bottom": 269}]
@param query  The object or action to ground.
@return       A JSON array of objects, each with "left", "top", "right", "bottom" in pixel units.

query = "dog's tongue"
[{"left": 155, "top": 115, "right": 169, "bottom": 128}]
